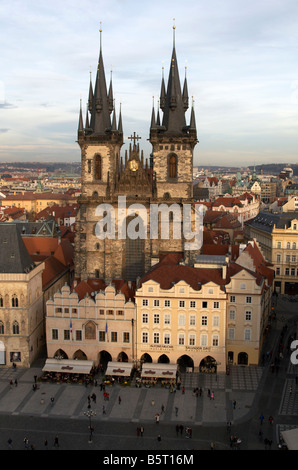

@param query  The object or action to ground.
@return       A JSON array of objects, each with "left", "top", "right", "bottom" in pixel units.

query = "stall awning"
[
  {"left": 105, "top": 361, "right": 134, "bottom": 377},
  {"left": 42, "top": 358, "right": 94, "bottom": 374},
  {"left": 281, "top": 428, "right": 298, "bottom": 450},
  {"left": 141, "top": 363, "right": 177, "bottom": 378}
]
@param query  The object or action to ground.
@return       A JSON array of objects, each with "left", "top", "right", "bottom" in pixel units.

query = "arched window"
[
  {"left": 12, "top": 295, "right": 18, "bottom": 308},
  {"left": 0, "top": 322, "right": 4, "bottom": 334},
  {"left": 168, "top": 154, "right": 177, "bottom": 179},
  {"left": 95, "top": 154, "right": 102, "bottom": 180},
  {"left": 0, "top": 295, "right": 3, "bottom": 307},
  {"left": 12, "top": 321, "right": 19, "bottom": 335}
]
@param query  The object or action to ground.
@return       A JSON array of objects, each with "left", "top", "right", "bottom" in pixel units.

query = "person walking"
[
  {"left": 53, "top": 435, "right": 59, "bottom": 447},
  {"left": 140, "top": 425, "right": 144, "bottom": 437},
  {"left": 118, "top": 395, "right": 121, "bottom": 405}
]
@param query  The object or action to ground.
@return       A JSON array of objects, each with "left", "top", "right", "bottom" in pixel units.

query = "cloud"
[{"left": 0, "top": 0, "right": 297, "bottom": 165}]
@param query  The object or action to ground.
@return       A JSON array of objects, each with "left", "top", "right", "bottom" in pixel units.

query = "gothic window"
[
  {"left": 168, "top": 154, "right": 177, "bottom": 179},
  {"left": 0, "top": 322, "right": 4, "bottom": 334},
  {"left": 12, "top": 295, "right": 18, "bottom": 308},
  {"left": 95, "top": 154, "right": 102, "bottom": 180},
  {"left": 12, "top": 321, "right": 19, "bottom": 335},
  {"left": 0, "top": 295, "right": 3, "bottom": 307}
]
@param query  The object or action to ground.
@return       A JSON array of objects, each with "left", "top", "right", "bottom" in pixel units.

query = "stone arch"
[
  {"left": 73, "top": 349, "right": 87, "bottom": 360},
  {"left": 98, "top": 350, "right": 112, "bottom": 368},
  {"left": 177, "top": 354, "right": 194, "bottom": 372},
  {"left": 238, "top": 352, "right": 248, "bottom": 365},
  {"left": 158, "top": 354, "right": 170, "bottom": 364},
  {"left": 199, "top": 355, "right": 217, "bottom": 373},
  {"left": 141, "top": 353, "right": 152, "bottom": 363},
  {"left": 117, "top": 351, "right": 129, "bottom": 362},
  {"left": 53, "top": 349, "right": 68, "bottom": 359}
]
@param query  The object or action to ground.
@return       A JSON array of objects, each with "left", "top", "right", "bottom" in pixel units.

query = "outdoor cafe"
[
  {"left": 40, "top": 358, "right": 95, "bottom": 384},
  {"left": 140, "top": 363, "right": 177, "bottom": 387}
]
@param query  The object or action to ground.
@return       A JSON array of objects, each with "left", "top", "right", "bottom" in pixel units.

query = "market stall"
[{"left": 140, "top": 363, "right": 177, "bottom": 387}]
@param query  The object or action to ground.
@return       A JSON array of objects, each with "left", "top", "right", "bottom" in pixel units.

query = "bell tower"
[
  {"left": 75, "top": 27, "right": 124, "bottom": 281},
  {"left": 149, "top": 24, "right": 198, "bottom": 203}
]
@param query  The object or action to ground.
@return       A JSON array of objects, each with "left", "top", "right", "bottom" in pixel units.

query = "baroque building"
[{"left": 74, "top": 27, "right": 199, "bottom": 284}]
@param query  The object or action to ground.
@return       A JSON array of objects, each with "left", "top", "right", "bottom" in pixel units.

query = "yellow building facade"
[{"left": 46, "top": 284, "right": 136, "bottom": 364}]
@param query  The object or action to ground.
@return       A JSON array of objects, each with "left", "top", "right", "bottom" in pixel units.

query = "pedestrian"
[
  {"left": 50, "top": 396, "right": 54, "bottom": 406},
  {"left": 232, "top": 400, "right": 236, "bottom": 409},
  {"left": 140, "top": 425, "right": 144, "bottom": 436},
  {"left": 118, "top": 395, "right": 121, "bottom": 404},
  {"left": 269, "top": 415, "right": 274, "bottom": 425},
  {"left": 259, "top": 413, "right": 264, "bottom": 425},
  {"left": 182, "top": 386, "right": 185, "bottom": 394},
  {"left": 9, "top": 380, "right": 13, "bottom": 389},
  {"left": 7, "top": 438, "right": 12, "bottom": 449},
  {"left": 210, "top": 391, "right": 214, "bottom": 400},
  {"left": 175, "top": 406, "right": 178, "bottom": 416},
  {"left": 102, "top": 405, "right": 106, "bottom": 414},
  {"left": 210, "top": 441, "right": 215, "bottom": 450},
  {"left": 53, "top": 435, "right": 59, "bottom": 447},
  {"left": 179, "top": 425, "right": 184, "bottom": 435},
  {"left": 157, "top": 434, "right": 161, "bottom": 442},
  {"left": 34, "top": 375, "right": 37, "bottom": 383},
  {"left": 44, "top": 439, "right": 48, "bottom": 449},
  {"left": 24, "top": 437, "right": 29, "bottom": 450},
  {"left": 207, "top": 388, "right": 210, "bottom": 398},
  {"left": 155, "top": 413, "right": 160, "bottom": 424},
  {"left": 226, "top": 421, "right": 231, "bottom": 432},
  {"left": 14, "top": 379, "right": 18, "bottom": 387},
  {"left": 161, "top": 404, "right": 165, "bottom": 413}
]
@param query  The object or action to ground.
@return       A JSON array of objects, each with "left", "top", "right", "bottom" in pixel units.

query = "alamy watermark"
[
  {"left": 94, "top": 196, "right": 204, "bottom": 251},
  {"left": 290, "top": 340, "right": 298, "bottom": 365}
]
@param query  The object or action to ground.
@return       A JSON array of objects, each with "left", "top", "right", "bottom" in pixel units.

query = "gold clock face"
[{"left": 129, "top": 159, "right": 139, "bottom": 171}]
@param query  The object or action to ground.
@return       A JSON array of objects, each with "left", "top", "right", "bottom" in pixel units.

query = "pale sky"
[{"left": 1, "top": 0, "right": 298, "bottom": 167}]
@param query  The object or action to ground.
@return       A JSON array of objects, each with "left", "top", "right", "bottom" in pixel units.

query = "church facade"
[{"left": 74, "top": 28, "right": 199, "bottom": 284}]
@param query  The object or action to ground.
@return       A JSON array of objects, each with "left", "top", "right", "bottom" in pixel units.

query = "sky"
[{"left": 0, "top": 0, "right": 298, "bottom": 168}]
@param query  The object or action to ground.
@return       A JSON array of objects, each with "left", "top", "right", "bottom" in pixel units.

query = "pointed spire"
[
  {"left": 85, "top": 103, "right": 90, "bottom": 130},
  {"left": 112, "top": 100, "right": 117, "bottom": 131},
  {"left": 108, "top": 67, "right": 114, "bottom": 114},
  {"left": 78, "top": 98, "right": 84, "bottom": 133},
  {"left": 88, "top": 69, "right": 93, "bottom": 113},
  {"left": 160, "top": 23, "right": 186, "bottom": 134},
  {"left": 89, "top": 23, "right": 111, "bottom": 135},
  {"left": 190, "top": 97, "right": 196, "bottom": 130},
  {"left": 160, "top": 66, "right": 166, "bottom": 110},
  {"left": 150, "top": 96, "right": 156, "bottom": 129},
  {"left": 182, "top": 66, "right": 189, "bottom": 110},
  {"left": 156, "top": 100, "right": 160, "bottom": 126},
  {"left": 118, "top": 102, "right": 123, "bottom": 133}
]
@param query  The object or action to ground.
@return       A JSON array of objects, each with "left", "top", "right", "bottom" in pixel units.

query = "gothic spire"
[
  {"left": 160, "top": 25, "right": 187, "bottom": 134},
  {"left": 89, "top": 25, "right": 112, "bottom": 135}
]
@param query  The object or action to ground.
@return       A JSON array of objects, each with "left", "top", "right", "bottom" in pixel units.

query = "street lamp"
[{"left": 84, "top": 409, "right": 96, "bottom": 443}]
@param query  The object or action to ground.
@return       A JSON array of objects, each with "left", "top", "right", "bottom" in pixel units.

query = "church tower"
[
  {"left": 149, "top": 25, "right": 198, "bottom": 202},
  {"left": 74, "top": 26, "right": 199, "bottom": 284}
]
